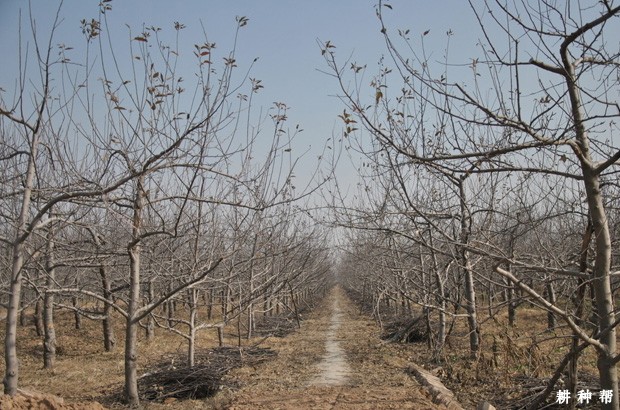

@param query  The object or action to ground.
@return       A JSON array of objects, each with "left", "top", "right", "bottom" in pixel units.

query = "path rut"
[
  {"left": 310, "top": 298, "right": 351, "bottom": 386},
  {"left": 227, "top": 287, "right": 450, "bottom": 409}
]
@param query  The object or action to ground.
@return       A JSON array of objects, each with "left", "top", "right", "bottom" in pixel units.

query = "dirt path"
[
  {"left": 310, "top": 296, "right": 351, "bottom": 386},
  {"left": 226, "top": 286, "right": 449, "bottom": 409}
]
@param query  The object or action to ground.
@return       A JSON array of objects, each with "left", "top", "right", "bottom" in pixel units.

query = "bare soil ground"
[
  {"left": 225, "top": 287, "right": 449, "bottom": 409},
  {"left": 365, "top": 295, "right": 606, "bottom": 409},
  {"left": 0, "top": 288, "right": 454, "bottom": 409}
]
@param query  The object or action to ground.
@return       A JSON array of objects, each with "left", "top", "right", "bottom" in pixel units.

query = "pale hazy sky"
[{"left": 0, "top": 1, "right": 479, "bottom": 197}]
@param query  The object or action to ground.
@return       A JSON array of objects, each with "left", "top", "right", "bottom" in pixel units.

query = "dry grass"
[
  {"left": 0, "top": 304, "right": 285, "bottom": 409},
  {"left": 0, "top": 290, "right": 454, "bottom": 409},
  {"left": 227, "top": 287, "right": 447, "bottom": 409},
  {"left": 401, "top": 303, "right": 605, "bottom": 409},
  {"left": 4, "top": 290, "right": 609, "bottom": 409}
]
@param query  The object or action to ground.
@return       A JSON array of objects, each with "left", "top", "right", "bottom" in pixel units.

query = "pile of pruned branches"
[
  {"left": 253, "top": 296, "right": 321, "bottom": 338},
  {"left": 138, "top": 346, "right": 277, "bottom": 401},
  {"left": 253, "top": 315, "right": 299, "bottom": 338},
  {"left": 499, "top": 374, "right": 601, "bottom": 410},
  {"left": 381, "top": 316, "right": 429, "bottom": 344}
]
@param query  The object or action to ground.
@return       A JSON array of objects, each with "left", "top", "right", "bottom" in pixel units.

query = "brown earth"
[
  {"left": 224, "top": 286, "right": 452, "bottom": 409},
  {"left": 0, "top": 287, "right": 458, "bottom": 409},
  {"left": 0, "top": 390, "right": 106, "bottom": 409}
]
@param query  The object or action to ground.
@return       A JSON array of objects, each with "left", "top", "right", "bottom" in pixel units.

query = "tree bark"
[
  {"left": 43, "top": 215, "right": 56, "bottom": 369},
  {"left": 3, "top": 123, "right": 39, "bottom": 395},
  {"left": 4, "top": 245, "right": 25, "bottom": 395},
  {"left": 100, "top": 265, "right": 116, "bottom": 352},
  {"left": 459, "top": 180, "right": 480, "bottom": 358},
  {"left": 187, "top": 288, "right": 197, "bottom": 367},
  {"left": 428, "top": 231, "right": 446, "bottom": 359},
  {"left": 72, "top": 295, "right": 81, "bottom": 330},
  {"left": 124, "top": 176, "right": 145, "bottom": 407},
  {"left": 568, "top": 220, "right": 593, "bottom": 407},
  {"left": 34, "top": 298, "right": 44, "bottom": 337},
  {"left": 124, "top": 315, "right": 139, "bottom": 407},
  {"left": 564, "top": 43, "right": 618, "bottom": 407},
  {"left": 506, "top": 277, "right": 516, "bottom": 327},
  {"left": 207, "top": 287, "right": 214, "bottom": 320},
  {"left": 584, "top": 168, "right": 618, "bottom": 409},
  {"left": 19, "top": 298, "right": 27, "bottom": 327},
  {"left": 146, "top": 279, "right": 155, "bottom": 341},
  {"left": 545, "top": 279, "right": 557, "bottom": 330}
]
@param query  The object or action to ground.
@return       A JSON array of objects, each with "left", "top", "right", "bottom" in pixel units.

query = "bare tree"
[
  {"left": 322, "top": 0, "right": 620, "bottom": 407},
  {"left": 0, "top": 5, "right": 144, "bottom": 394},
  {"left": 0, "top": 4, "right": 327, "bottom": 407}
]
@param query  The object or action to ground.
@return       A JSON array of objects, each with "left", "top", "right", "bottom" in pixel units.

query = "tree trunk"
[
  {"left": 545, "top": 279, "right": 556, "bottom": 330},
  {"left": 506, "top": 277, "right": 516, "bottom": 327},
  {"left": 4, "top": 246, "right": 24, "bottom": 395},
  {"left": 459, "top": 180, "right": 480, "bottom": 358},
  {"left": 263, "top": 291, "right": 270, "bottom": 317},
  {"left": 289, "top": 283, "right": 301, "bottom": 329},
  {"left": 146, "top": 279, "right": 155, "bottom": 341},
  {"left": 124, "top": 177, "right": 144, "bottom": 407},
  {"left": 505, "top": 229, "right": 518, "bottom": 327},
  {"left": 100, "top": 266, "right": 116, "bottom": 352},
  {"left": 207, "top": 287, "right": 214, "bottom": 320},
  {"left": 43, "top": 290, "right": 56, "bottom": 369},
  {"left": 188, "top": 327, "right": 196, "bottom": 368},
  {"left": 72, "top": 295, "right": 81, "bottom": 330},
  {"left": 246, "top": 241, "right": 258, "bottom": 340},
  {"left": 565, "top": 47, "right": 618, "bottom": 407},
  {"left": 187, "top": 288, "right": 197, "bottom": 367},
  {"left": 217, "top": 325, "right": 224, "bottom": 347},
  {"left": 124, "top": 315, "right": 139, "bottom": 407},
  {"left": 43, "top": 216, "right": 56, "bottom": 369},
  {"left": 34, "top": 298, "right": 44, "bottom": 337},
  {"left": 568, "top": 220, "right": 593, "bottom": 407},
  {"left": 428, "top": 232, "right": 446, "bottom": 359},
  {"left": 166, "top": 282, "right": 175, "bottom": 328},
  {"left": 222, "top": 287, "right": 229, "bottom": 320},
  {"left": 584, "top": 168, "right": 618, "bottom": 410},
  {"left": 3, "top": 127, "right": 38, "bottom": 395},
  {"left": 19, "top": 298, "right": 27, "bottom": 327},
  {"left": 463, "top": 261, "right": 480, "bottom": 357}
]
